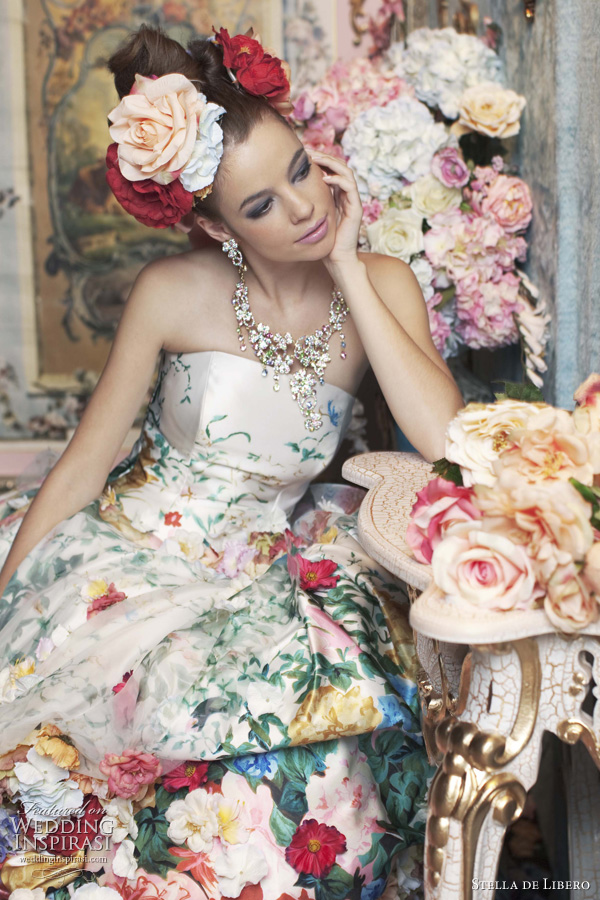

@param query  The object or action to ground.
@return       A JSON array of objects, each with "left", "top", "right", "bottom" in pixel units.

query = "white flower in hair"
[{"left": 180, "top": 94, "right": 226, "bottom": 194}]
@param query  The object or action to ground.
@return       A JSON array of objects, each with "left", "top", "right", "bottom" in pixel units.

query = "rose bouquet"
[
  {"left": 406, "top": 377, "right": 600, "bottom": 633},
  {"left": 292, "top": 26, "right": 550, "bottom": 387}
]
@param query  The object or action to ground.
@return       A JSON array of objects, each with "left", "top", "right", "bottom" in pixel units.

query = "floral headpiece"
[
  {"left": 105, "top": 72, "right": 226, "bottom": 229},
  {"left": 212, "top": 27, "right": 293, "bottom": 116},
  {"left": 105, "top": 31, "right": 291, "bottom": 229}
]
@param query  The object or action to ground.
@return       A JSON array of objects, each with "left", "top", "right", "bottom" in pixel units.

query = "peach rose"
[
  {"left": 445, "top": 399, "right": 546, "bottom": 487},
  {"left": 473, "top": 469, "right": 594, "bottom": 577},
  {"left": 108, "top": 73, "right": 204, "bottom": 184},
  {"left": 432, "top": 523, "right": 543, "bottom": 611},
  {"left": 495, "top": 405, "right": 600, "bottom": 485},
  {"left": 544, "top": 561, "right": 599, "bottom": 633},
  {"left": 573, "top": 373, "right": 600, "bottom": 435},
  {"left": 457, "top": 82, "right": 526, "bottom": 139},
  {"left": 481, "top": 175, "right": 533, "bottom": 234},
  {"left": 406, "top": 476, "right": 481, "bottom": 564}
]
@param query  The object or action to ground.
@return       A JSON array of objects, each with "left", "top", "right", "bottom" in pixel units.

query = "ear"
[{"left": 193, "top": 213, "right": 235, "bottom": 244}]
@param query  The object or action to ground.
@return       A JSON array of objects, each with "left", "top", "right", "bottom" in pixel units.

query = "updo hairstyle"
[{"left": 106, "top": 24, "right": 291, "bottom": 218}]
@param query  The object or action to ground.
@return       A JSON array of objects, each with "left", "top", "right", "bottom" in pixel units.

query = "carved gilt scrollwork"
[{"left": 425, "top": 638, "right": 540, "bottom": 896}]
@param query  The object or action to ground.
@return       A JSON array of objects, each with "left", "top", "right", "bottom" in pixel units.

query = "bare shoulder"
[
  {"left": 131, "top": 245, "right": 229, "bottom": 350},
  {"left": 359, "top": 251, "right": 418, "bottom": 288}
]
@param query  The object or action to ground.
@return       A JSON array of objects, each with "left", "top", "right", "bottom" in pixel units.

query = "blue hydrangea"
[
  {"left": 233, "top": 753, "right": 279, "bottom": 779},
  {"left": 376, "top": 694, "right": 413, "bottom": 730},
  {"left": 0, "top": 808, "right": 20, "bottom": 862},
  {"left": 361, "top": 876, "right": 387, "bottom": 900},
  {"left": 388, "top": 673, "right": 418, "bottom": 708}
]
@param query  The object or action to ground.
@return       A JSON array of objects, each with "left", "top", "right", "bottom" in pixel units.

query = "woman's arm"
[
  {"left": 311, "top": 149, "right": 464, "bottom": 463},
  {"left": 0, "top": 260, "right": 176, "bottom": 598}
]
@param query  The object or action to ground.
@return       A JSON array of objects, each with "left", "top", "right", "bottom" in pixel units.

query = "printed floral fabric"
[{"left": 0, "top": 350, "right": 433, "bottom": 900}]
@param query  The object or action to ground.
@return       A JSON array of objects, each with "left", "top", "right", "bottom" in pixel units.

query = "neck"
[{"left": 236, "top": 249, "right": 332, "bottom": 312}]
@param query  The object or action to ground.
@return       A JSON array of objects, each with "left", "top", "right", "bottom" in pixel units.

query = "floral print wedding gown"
[{"left": 0, "top": 349, "right": 433, "bottom": 900}]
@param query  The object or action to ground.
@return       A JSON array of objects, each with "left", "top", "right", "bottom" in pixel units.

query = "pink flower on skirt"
[{"left": 99, "top": 748, "right": 162, "bottom": 799}]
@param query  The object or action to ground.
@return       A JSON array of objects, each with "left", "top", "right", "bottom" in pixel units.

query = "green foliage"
[
  {"left": 569, "top": 478, "right": 600, "bottom": 530},
  {"left": 493, "top": 380, "right": 544, "bottom": 402},
  {"left": 431, "top": 457, "right": 464, "bottom": 486}
]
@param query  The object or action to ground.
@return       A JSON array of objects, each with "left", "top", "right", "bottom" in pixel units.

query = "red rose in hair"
[
  {"left": 285, "top": 819, "right": 347, "bottom": 877},
  {"left": 105, "top": 143, "right": 193, "bottom": 229},
  {"left": 213, "top": 27, "right": 264, "bottom": 70},
  {"left": 213, "top": 27, "right": 291, "bottom": 111}
]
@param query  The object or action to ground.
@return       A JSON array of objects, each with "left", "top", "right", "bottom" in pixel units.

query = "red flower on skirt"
[
  {"left": 112, "top": 670, "right": 133, "bottom": 693},
  {"left": 287, "top": 553, "right": 339, "bottom": 592},
  {"left": 86, "top": 582, "right": 127, "bottom": 619},
  {"left": 285, "top": 819, "right": 347, "bottom": 877},
  {"left": 164, "top": 511, "right": 182, "bottom": 527},
  {"left": 162, "top": 760, "right": 209, "bottom": 792}
]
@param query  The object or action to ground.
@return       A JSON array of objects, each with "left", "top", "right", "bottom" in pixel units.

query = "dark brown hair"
[{"left": 106, "top": 24, "right": 291, "bottom": 218}]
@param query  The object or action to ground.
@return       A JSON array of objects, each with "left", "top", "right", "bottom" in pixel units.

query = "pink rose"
[
  {"left": 301, "top": 118, "right": 343, "bottom": 157},
  {"left": 116, "top": 868, "right": 205, "bottom": 900},
  {"left": 99, "top": 748, "right": 162, "bottom": 799},
  {"left": 431, "top": 148, "right": 470, "bottom": 189},
  {"left": 481, "top": 175, "right": 533, "bottom": 234},
  {"left": 108, "top": 73, "right": 204, "bottom": 184},
  {"left": 407, "top": 477, "right": 481, "bottom": 564},
  {"left": 544, "top": 561, "right": 599, "bottom": 633},
  {"left": 432, "top": 523, "right": 544, "bottom": 611}
]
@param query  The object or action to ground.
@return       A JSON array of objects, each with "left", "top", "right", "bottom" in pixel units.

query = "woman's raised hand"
[{"left": 308, "top": 150, "right": 363, "bottom": 272}]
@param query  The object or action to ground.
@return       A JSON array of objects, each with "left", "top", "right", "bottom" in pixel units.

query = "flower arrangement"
[
  {"left": 406, "top": 376, "right": 600, "bottom": 633},
  {"left": 292, "top": 26, "right": 550, "bottom": 387}
]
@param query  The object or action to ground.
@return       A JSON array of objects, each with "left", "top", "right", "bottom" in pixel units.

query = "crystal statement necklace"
[{"left": 223, "top": 239, "right": 350, "bottom": 432}]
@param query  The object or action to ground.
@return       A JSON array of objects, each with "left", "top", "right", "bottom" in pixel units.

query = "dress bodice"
[{"left": 104, "top": 349, "right": 356, "bottom": 548}]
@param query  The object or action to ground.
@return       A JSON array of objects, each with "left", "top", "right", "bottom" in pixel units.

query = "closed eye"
[{"left": 246, "top": 156, "right": 311, "bottom": 219}]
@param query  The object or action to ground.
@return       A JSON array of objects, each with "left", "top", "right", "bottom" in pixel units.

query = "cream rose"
[
  {"left": 409, "top": 174, "right": 462, "bottom": 219},
  {"left": 544, "top": 562, "right": 599, "bottom": 633},
  {"left": 432, "top": 523, "right": 542, "bottom": 611},
  {"left": 108, "top": 73, "right": 205, "bottom": 185},
  {"left": 573, "top": 373, "right": 600, "bottom": 435},
  {"left": 457, "top": 82, "right": 526, "bottom": 139},
  {"left": 445, "top": 399, "right": 547, "bottom": 487},
  {"left": 583, "top": 542, "right": 600, "bottom": 594},
  {"left": 366, "top": 207, "right": 424, "bottom": 262}
]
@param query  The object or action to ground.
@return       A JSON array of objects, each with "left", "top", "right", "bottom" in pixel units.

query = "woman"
[{"left": 0, "top": 24, "right": 463, "bottom": 900}]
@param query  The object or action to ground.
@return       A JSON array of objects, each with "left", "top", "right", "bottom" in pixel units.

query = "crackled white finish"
[
  {"left": 343, "top": 450, "right": 600, "bottom": 900},
  {"left": 342, "top": 451, "right": 435, "bottom": 591}
]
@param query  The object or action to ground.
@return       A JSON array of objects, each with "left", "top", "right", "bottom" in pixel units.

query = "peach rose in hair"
[{"left": 108, "top": 73, "right": 205, "bottom": 185}]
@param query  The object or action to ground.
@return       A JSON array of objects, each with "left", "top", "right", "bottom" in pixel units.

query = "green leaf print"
[
  {"left": 387, "top": 750, "right": 432, "bottom": 830},
  {"left": 279, "top": 780, "right": 309, "bottom": 816},
  {"left": 134, "top": 805, "right": 179, "bottom": 878},
  {"left": 296, "top": 865, "right": 356, "bottom": 900},
  {"left": 269, "top": 805, "right": 297, "bottom": 846},
  {"left": 360, "top": 729, "right": 414, "bottom": 784}
]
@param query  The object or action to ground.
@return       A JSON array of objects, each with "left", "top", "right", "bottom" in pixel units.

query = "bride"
[{"left": 0, "top": 23, "right": 463, "bottom": 900}]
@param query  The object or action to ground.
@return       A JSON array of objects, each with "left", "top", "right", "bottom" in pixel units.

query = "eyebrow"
[{"left": 238, "top": 148, "right": 307, "bottom": 212}]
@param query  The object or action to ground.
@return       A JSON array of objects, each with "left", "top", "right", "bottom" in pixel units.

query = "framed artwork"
[{"left": 21, "top": 0, "right": 283, "bottom": 391}]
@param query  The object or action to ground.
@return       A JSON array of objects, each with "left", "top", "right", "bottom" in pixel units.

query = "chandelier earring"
[{"left": 222, "top": 238, "right": 244, "bottom": 269}]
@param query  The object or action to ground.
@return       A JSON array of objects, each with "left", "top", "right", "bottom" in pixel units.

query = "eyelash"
[{"left": 247, "top": 160, "right": 312, "bottom": 219}]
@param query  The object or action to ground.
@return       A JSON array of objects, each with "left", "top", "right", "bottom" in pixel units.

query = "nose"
[{"left": 286, "top": 186, "right": 314, "bottom": 224}]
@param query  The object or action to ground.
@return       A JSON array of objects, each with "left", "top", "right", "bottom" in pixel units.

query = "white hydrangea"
[
  {"left": 386, "top": 27, "right": 504, "bottom": 119},
  {"left": 409, "top": 256, "right": 435, "bottom": 302},
  {"left": 180, "top": 96, "right": 226, "bottom": 193},
  {"left": 342, "top": 97, "right": 448, "bottom": 199}
]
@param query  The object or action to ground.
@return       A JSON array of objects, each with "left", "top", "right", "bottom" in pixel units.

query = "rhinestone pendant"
[{"left": 290, "top": 368, "right": 322, "bottom": 431}]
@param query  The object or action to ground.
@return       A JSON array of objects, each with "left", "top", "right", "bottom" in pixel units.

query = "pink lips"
[{"left": 296, "top": 214, "right": 328, "bottom": 244}]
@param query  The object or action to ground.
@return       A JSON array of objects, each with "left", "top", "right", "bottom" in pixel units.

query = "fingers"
[{"left": 308, "top": 149, "right": 353, "bottom": 176}]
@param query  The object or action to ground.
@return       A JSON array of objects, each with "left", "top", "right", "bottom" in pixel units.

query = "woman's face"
[{"left": 212, "top": 116, "right": 337, "bottom": 262}]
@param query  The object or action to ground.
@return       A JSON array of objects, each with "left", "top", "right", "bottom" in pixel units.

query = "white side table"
[{"left": 342, "top": 451, "right": 600, "bottom": 900}]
